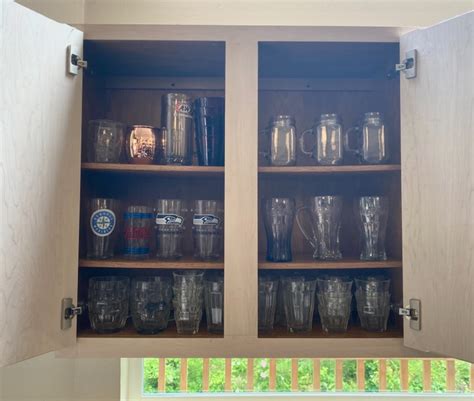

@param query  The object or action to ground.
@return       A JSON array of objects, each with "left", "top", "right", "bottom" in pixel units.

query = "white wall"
[
  {"left": 0, "top": 352, "right": 120, "bottom": 401},
  {"left": 15, "top": 0, "right": 474, "bottom": 28}
]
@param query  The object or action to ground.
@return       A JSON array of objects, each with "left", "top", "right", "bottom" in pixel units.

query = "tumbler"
[
  {"left": 161, "top": 93, "right": 194, "bottom": 165},
  {"left": 296, "top": 196, "right": 343, "bottom": 260},
  {"left": 192, "top": 200, "right": 224, "bottom": 260},
  {"left": 355, "top": 276, "right": 391, "bottom": 332},
  {"left": 173, "top": 271, "right": 204, "bottom": 335},
  {"left": 282, "top": 276, "right": 317, "bottom": 333},
  {"left": 130, "top": 276, "right": 172, "bottom": 334},
  {"left": 87, "top": 119, "right": 125, "bottom": 163},
  {"left": 262, "top": 198, "right": 295, "bottom": 262},
  {"left": 258, "top": 276, "right": 279, "bottom": 333},
  {"left": 204, "top": 274, "right": 224, "bottom": 334},
  {"left": 123, "top": 205, "right": 153, "bottom": 259},
  {"left": 125, "top": 125, "right": 158, "bottom": 164},
  {"left": 86, "top": 198, "right": 119, "bottom": 259},
  {"left": 194, "top": 97, "right": 225, "bottom": 166},
  {"left": 155, "top": 199, "right": 186, "bottom": 259},
  {"left": 316, "top": 276, "right": 353, "bottom": 333},
  {"left": 356, "top": 196, "right": 389, "bottom": 260},
  {"left": 88, "top": 276, "right": 129, "bottom": 333}
]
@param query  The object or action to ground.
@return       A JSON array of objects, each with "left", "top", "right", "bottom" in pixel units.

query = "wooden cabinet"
[{"left": 1, "top": 2, "right": 472, "bottom": 366}]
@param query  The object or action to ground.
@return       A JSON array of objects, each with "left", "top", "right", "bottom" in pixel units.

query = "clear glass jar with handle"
[
  {"left": 345, "top": 112, "right": 389, "bottom": 164},
  {"left": 260, "top": 115, "right": 297, "bottom": 166},
  {"left": 299, "top": 113, "right": 344, "bottom": 165}
]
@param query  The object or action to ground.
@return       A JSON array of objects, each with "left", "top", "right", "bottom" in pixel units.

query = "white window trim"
[{"left": 121, "top": 358, "right": 471, "bottom": 401}]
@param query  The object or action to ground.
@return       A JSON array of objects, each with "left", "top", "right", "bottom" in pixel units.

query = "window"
[{"left": 121, "top": 358, "right": 473, "bottom": 399}]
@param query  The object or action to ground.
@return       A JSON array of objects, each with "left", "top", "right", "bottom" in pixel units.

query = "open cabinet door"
[
  {"left": 0, "top": 2, "right": 83, "bottom": 366},
  {"left": 401, "top": 12, "right": 473, "bottom": 362}
]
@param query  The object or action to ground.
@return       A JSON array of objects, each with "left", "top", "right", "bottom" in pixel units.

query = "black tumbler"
[{"left": 194, "top": 97, "right": 225, "bottom": 166}]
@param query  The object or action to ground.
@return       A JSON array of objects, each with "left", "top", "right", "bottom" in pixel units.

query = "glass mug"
[
  {"left": 88, "top": 276, "right": 129, "bottom": 333},
  {"left": 262, "top": 198, "right": 295, "bottom": 262},
  {"left": 296, "top": 196, "right": 343, "bottom": 260},
  {"left": 87, "top": 119, "right": 125, "bottom": 163},
  {"left": 356, "top": 196, "right": 389, "bottom": 261},
  {"left": 345, "top": 112, "right": 389, "bottom": 164},
  {"left": 299, "top": 113, "right": 343, "bottom": 165},
  {"left": 260, "top": 115, "right": 297, "bottom": 166},
  {"left": 130, "top": 276, "right": 172, "bottom": 334}
]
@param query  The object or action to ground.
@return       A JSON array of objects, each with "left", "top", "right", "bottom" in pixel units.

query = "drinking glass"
[
  {"left": 192, "top": 200, "right": 224, "bottom": 260},
  {"left": 130, "top": 276, "right": 172, "bottom": 334},
  {"left": 155, "top": 199, "right": 186, "bottom": 259},
  {"left": 86, "top": 198, "right": 120, "bottom": 259},
  {"left": 300, "top": 113, "right": 343, "bottom": 165},
  {"left": 258, "top": 276, "right": 279, "bottom": 333},
  {"left": 123, "top": 205, "right": 153, "bottom": 259},
  {"left": 260, "top": 115, "right": 297, "bottom": 166},
  {"left": 345, "top": 112, "right": 389, "bottom": 164},
  {"left": 356, "top": 196, "right": 389, "bottom": 260},
  {"left": 173, "top": 271, "right": 204, "bottom": 335},
  {"left": 316, "top": 276, "right": 353, "bottom": 333},
  {"left": 204, "top": 274, "right": 224, "bottom": 334},
  {"left": 355, "top": 276, "right": 391, "bottom": 332},
  {"left": 194, "top": 97, "right": 225, "bottom": 166},
  {"left": 282, "top": 277, "right": 317, "bottom": 333},
  {"left": 296, "top": 196, "right": 343, "bottom": 260},
  {"left": 262, "top": 198, "right": 295, "bottom": 262},
  {"left": 87, "top": 119, "right": 125, "bottom": 163},
  {"left": 161, "top": 93, "right": 194, "bottom": 165},
  {"left": 125, "top": 125, "right": 159, "bottom": 164},
  {"left": 88, "top": 276, "right": 129, "bottom": 333}
]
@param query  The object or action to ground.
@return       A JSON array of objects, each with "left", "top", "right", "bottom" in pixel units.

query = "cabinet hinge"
[
  {"left": 61, "top": 297, "right": 83, "bottom": 330},
  {"left": 396, "top": 49, "right": 417, "bottom": 79},
  {"left": 399, "top": 298, "right": 421, "bottom": 331},
  {"left": 67, "top": 45, "right": 88, "bottom": 76}
]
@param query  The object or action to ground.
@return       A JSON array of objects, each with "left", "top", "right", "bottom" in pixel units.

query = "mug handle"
[
  {"left": 295, "top": 206, "right": 318, "bottom": 250},
  {"left": 299, "top": 129, "right": 315, "bottom": 157},
  {"left": 344, "top": 126, "right": 361, "bottom": 155}
]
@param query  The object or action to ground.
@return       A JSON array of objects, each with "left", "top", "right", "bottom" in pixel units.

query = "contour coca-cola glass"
[
  {"left": 262, "top": 198, "right": 295, "bottom": 262},
  {"left": 88, "top": 276, "right": 129, "bottom": 333},
  {"left": 296, "top": 196, "right": 343, "bottom": 260},
  {"left": 356, "top": 196, "right": 389, "bottom": 261},
  {"left": 130, "top": 276, "right": 172, "bottom": 334}
]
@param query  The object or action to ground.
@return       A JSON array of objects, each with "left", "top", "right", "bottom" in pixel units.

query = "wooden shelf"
[
  {"left": 79, "top": 257, "right": 223, "bottom": 269},
  {"left": 258, "top": 164, "right": 401, "bottom": 175},
  {"left": 259, "top": 256, "right": 402, "bottom": 270},
  {"left": 81, "top": 162, "right": 224, "bottom": 176},
  {"left": 78, "top": 321, "right": 222, "bottom": 339},
  {"left": 259, "top": 324, "right": 403, "bottom": 339}
]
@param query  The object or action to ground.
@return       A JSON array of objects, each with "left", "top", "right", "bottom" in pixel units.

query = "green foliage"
[{"left": 143, "top": 357, "right": 472, "bottom": 395}]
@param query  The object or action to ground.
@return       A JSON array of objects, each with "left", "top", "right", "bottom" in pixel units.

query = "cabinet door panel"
[
  {"left": 0, "top": 3, "right": 83, "bottom": 366},
  {"left": 401, "top": 12, "right": 473, "bottom": 362}
]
